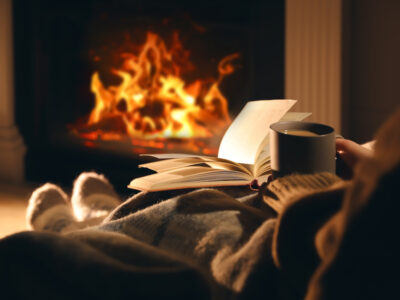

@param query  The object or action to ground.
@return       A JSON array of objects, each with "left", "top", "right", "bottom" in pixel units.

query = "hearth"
[{"left": 13, "top": 0, "right": 284, "bottom": 192}]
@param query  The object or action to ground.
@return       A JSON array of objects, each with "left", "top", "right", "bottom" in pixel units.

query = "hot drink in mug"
[{"left": 270, "top": 121, "right": 336, "bottom": 178}]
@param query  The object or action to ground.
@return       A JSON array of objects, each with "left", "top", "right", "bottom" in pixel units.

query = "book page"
[
  {"left": 129, "top": 166, "right": 252, "bottom": 191},
  {"left": 141, "top": 153, "right": 215, "bottom": 159},
  {"left": 140, "top": 157, "right": 211, "bottom": 172},
  {"left": 279, "top": 112, "right": 312, "bottom": 122},
  {"left": 218, "top": 100, "right": 297, "bottom": 164},
  {"left": 140, "top": 156, "right": 244, "bottom": 172},
  {"left": 204, "top": 161, "right": 252, "bottom": 175}
]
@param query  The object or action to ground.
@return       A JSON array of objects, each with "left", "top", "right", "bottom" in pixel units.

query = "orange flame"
[{"left": 72, "top": 31, "right": 239, "bottom": 153}]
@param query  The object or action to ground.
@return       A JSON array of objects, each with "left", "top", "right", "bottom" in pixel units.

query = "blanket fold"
[
  {"left": 1, "top": 187, "right": 280, "bottom": 299},
  {"left": 0, "top": 231, "right": 210, "bottom": 299}
]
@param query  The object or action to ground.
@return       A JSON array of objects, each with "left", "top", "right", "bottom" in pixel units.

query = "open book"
[{"left": 128, "top": 99, "right": 310, "bottom": 192}]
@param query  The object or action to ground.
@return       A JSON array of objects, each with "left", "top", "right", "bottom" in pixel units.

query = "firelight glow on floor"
[{"left": 0, "top": 183, "right": 34, "bottom": 238}]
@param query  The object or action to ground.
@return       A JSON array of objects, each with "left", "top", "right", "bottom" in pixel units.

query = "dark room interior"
[{"left": 0, "top": 0, "right": 399, "bottom": 299}]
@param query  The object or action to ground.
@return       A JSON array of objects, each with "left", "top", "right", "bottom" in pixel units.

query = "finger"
[{"left": 336, "top": 139, "right": 372, "bottom": 169}]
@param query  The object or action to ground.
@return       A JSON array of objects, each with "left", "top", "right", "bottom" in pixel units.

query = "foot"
[
  {"left": 26, "top": 183, "right": 76, "bottom": 232},
  {"left": 71, "top": 172, "right": 121, "bottom": 221}
]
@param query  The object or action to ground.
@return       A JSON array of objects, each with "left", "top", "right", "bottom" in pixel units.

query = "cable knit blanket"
[
  {"left": 0, "top": 186, "right": 278, "bottom": 299},
  {"left": 0, "top": 174, "right": 340, "bottom": 300}
]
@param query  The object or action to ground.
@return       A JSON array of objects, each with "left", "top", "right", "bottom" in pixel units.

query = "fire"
[{"left": 71, "top": 31, "right": 239, "bottom": 154}]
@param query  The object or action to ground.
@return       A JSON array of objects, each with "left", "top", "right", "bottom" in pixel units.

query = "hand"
[{"left": 336, "top": 138, "right": 373, "bottom": 179}]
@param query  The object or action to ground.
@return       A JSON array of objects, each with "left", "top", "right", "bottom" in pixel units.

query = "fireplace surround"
[
  {"left": 9, "top": 0, "right": 284, "bottom": 191},
  {"left": 0, "top": 0, "right": 26, "bottom": 184}
]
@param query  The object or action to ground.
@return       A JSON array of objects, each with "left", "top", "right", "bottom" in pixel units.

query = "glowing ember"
[{"left": 70, "top": 31, "right": 239, "bottom": 154}]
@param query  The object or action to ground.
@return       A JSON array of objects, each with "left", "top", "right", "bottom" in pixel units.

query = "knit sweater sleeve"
[
  {"left": 262, "top": 172, "right": 343, "bottom": 213},
  {"left": 263, "top": 172, "right": 348, "bottom": 298}
]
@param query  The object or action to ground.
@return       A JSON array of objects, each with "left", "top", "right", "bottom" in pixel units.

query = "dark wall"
[{"left": 343, "top": 0, "right": 400, "bottom": 143}]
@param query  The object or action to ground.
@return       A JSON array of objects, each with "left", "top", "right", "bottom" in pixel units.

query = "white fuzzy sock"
[
  {"left": 26, "top": 183, "right": 76, "bottom": 232},
  {"left": 71, "top": 172, "right": 121, "bottom": 221}
]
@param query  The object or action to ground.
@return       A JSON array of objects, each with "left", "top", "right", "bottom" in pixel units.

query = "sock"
[
  {"left": 71, "top": 172, "right": 121, "bottom": 221},
  {"left": 26, "top": 183, "right": 76, "bottom": 232}
]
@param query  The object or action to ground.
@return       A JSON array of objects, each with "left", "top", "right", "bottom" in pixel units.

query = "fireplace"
[{"left": 12, "top": 0, "right": 284, "bottom": 191}]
